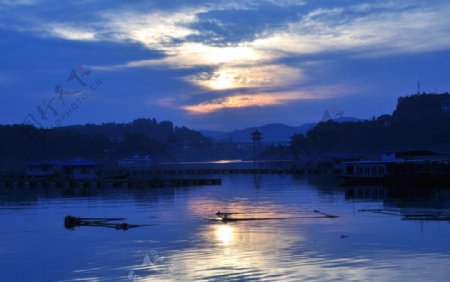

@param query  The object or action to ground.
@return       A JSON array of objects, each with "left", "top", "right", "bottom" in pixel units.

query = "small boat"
[
  {"left": 216, "top": 211, "right": 238, "bottom": 220},
  {"left": 215, "top": 212, "right": 269, "bottom": 222}
]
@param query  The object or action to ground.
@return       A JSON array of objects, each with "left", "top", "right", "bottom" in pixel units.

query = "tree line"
[{"left": 291, "top": 93, "right": 450, "bottom": 159}]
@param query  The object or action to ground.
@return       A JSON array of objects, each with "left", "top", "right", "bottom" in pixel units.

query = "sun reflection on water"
[{"left": 214, "top": 224, "right": 235, "bottom": 245}]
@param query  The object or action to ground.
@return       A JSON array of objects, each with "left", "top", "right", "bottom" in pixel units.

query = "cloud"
[
  {"left": 181, "top": 82, "right": 357, "bottom": 114},
  {"left": 182, "top": 92, "right": 308, "bottom": 114},
  {"left": 4, "top": 0, "right": 450, "bottom": 118},
  {"left": 88, "top": 1, "right": 450, "bottom": 113},
  {"left": 164, "top": 42, "right": 267, "bottom": 66},
  {"left": 41, "top": 0, "right": 450, "bottom": 73},
  {"left": 0, "top": 0, "right": 36, "bottom": 6},
  {"left": 7, "top": 1, "right": 450, "bottom": 58},
  {"left": 252, "top": 1, "right": 450, "bottom": 56},
  {"left": 188, "top": 64, "right": 302, "bottom": 90},
  {"left": 91, "top": 42, "right": 274, "bottom": 72},
  {"left": 228, "top": 0, "right": 305, "bottom": 9},
  {"left": 90, "top": 1, "right": 450, "bottom": 75},
  {"left": 48, "top": 25, "right": 96, "bottom": 41},
  {"left": 264, "top": 0, "right": 305, "bottom": 6},
  {"left": 0, "top": 74, "right": 11, "bottom": 84},
  {"left": 100, "top": 8, "right": 203, "bottom": 49},
  {"left": 181, "top": 85, "right": 344, "bottom": 114},
  {"left": 153, "top": 97, "right": 178, "bottom": 108}
]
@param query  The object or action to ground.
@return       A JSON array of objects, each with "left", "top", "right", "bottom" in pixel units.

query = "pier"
[
  {"left": 0, "top": 160, "right": 313, "bottom": 189},
  {"left": 0, "top": 177, "right": 222, "bottom": 189},
  {"left": 99, "top": 168, "right": 307, "bottom": 177}
]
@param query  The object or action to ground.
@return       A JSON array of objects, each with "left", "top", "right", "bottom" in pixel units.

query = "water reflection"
[
  {"left": 133, "top": 218, "right": 450, "bottom": 281},
  {"left": 345, "top": 185, "right": 450, "bottom": 209},
  {"left": 214, "top": 224, "right": 234, "bottom": 245},
  {"left": 63, "top": 215, "right": 150, "bottom": 231},
  {"left": 162, "top": 222, "right": 303, "bottom": 281},
  {"left": 1, "top": 175, "right": 450, "bottom": 281}
]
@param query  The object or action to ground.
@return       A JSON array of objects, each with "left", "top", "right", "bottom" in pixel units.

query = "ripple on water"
[{"left": 1, "top": 175, "right": 450, "bottom": 281}]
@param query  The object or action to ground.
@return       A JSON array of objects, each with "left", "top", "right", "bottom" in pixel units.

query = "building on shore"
[{"left": 335, "top": 150, "right": 450, "bottom": 184}]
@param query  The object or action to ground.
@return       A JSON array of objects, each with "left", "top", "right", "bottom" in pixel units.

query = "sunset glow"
[
  {"left": 2, "top": 0, "right": 450, "bottom": 129},
  {"left": 183, "top": 91, "right": 320, "bottom": 114},
  {"left": 190, "top": 64, "right": 301, "bottom": 91}
]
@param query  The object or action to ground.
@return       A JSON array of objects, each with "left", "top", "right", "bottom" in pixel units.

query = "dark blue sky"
[{"left": 1, "top": 0, "right": 450, "bottom": 130}]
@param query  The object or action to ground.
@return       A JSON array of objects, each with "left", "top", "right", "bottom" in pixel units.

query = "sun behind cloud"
[
  {"left": 189, "top": 64, "right": 301, "bottom": 91},
  {"left": 14, "top": 0, "right": 450, "bottom": 122}
]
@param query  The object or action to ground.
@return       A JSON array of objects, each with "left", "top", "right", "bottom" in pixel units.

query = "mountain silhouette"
[{"left": 202, "top": 117, "right": 360, "bottom": 143}]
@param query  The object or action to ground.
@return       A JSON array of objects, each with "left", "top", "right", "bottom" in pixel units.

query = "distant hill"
[
  {"left": 200, "top": 130, "right": 228, "bottom": 140},
  {"left": 393, "top": 93, "right": 450, "bottom": 120},
  {"left": 64, "top": 118, "right": 210, "bottom": 145},
  {"left": 202, "top": 117, "right": 360, "bottom": 143},
  {"left": 291, "top": 93, "right": 450, "bottom": 158},
  {"left": 225, "top": 123, "right": 315, "bottom": 143},
  {"left": 0, "top": 118, "right": 211, "bottom": 162}
]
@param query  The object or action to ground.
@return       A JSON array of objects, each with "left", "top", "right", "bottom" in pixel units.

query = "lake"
[{"left": 1, "top": 174, "right": 450, "bottom": 281}]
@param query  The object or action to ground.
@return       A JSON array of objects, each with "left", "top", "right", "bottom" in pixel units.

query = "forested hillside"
[
  {"left": 291, "top": 93, "right": 450, "bottom": 158},
  {"left": 0, "top": 119, "right": 211, "bottom": 162}
]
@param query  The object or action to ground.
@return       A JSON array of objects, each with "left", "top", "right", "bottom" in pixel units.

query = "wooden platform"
[
  {"left": 0, "top": 166, "right": 309, "bottom": 189},
  {"left": 99, "top": 168, "right": 306, "bottom": 177},
  {"left": 0, "top": 178, "right": 222, "bottom": 189}
]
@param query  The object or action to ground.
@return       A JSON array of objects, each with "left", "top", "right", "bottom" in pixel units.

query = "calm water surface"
[{"left": 1, "top": 175, "right": 450, "bottom": 281}]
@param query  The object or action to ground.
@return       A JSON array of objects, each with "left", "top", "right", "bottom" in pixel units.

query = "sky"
[{"left": 1, "top": 0, "right": 450, "bottom": 131}]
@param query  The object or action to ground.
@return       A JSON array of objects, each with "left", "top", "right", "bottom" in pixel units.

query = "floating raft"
[
  {"left": 64, "top": 215, "right": 148, "bottom": 230},
  {"left": 359, "top": 208, "right": 450, "bottom": 222},
  {"left": 213, "top": 210, "right": 339, "bottom": 222}
]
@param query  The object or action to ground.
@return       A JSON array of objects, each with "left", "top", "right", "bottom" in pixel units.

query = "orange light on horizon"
[{"left": 182, "top": 91, "right": 318, "bottom": 114}]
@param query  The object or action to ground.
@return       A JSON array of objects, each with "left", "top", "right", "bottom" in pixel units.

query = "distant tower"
[
  {"left": 251, "top": 130, "right": 262, "bottom": 166},
  {"left": 417, "top": 80, "right": 421, "bottom": 94}
]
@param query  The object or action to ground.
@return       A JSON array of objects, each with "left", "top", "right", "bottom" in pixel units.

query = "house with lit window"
[{"left": 336, "top": 150, "right": 450, "bottom": 183}]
